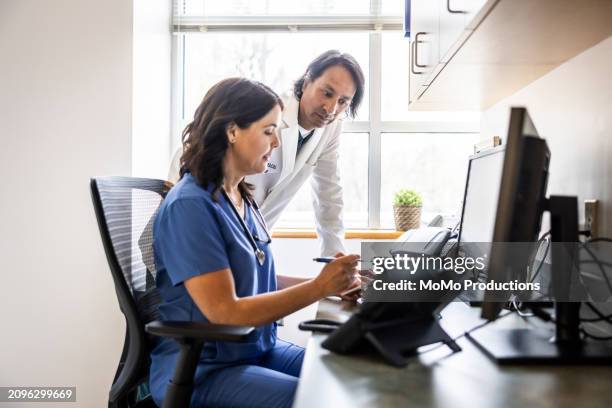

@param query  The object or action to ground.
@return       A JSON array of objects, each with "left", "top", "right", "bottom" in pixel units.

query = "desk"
[{"left": 294, "top": 300, "right": 612, "bottom": 408}]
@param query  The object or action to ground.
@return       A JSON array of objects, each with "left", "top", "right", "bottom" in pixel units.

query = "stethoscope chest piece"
[{"left": 256, "top": 249, "right": 266, "bottom": 266}]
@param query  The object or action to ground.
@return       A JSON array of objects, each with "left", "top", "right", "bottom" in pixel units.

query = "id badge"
[{"left": 264, "top": 161, "right": 280, "bottom": 174}]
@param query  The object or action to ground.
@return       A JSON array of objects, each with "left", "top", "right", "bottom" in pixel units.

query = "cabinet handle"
[
  {"left": 410, "top": 40, "right": 421, "bottom": 75},
  {"left": 413, "top": 32, "right": 428, "bottom": 69},
  {"left": 447, "top": 0, "right": 467, "bottom": 14}
]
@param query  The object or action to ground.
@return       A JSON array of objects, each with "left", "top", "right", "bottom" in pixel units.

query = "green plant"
[{"left": 393, "top": 189, "right": 423, "bottom": 207}]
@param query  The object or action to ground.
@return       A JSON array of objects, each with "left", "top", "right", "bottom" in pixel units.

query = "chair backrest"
[{"left": 90, "top": 176, "right": 172, "bottom": 406}]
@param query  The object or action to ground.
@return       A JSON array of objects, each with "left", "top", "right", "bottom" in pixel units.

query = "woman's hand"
[{"left": 313, "top": 253, "right": 360, "bottom": 298}]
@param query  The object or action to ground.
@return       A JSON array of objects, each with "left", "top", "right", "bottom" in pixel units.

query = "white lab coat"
[{"left": 167, "top": 95, "right": 346, "bottom": 256}]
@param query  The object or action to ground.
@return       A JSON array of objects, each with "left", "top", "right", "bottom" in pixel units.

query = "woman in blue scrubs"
[{"left": 150, "top": 77, "right": 361, "bottom": 408}]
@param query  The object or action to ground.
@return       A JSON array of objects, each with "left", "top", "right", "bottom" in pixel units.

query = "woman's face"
[{"left": 229, "top": 104, "right": 283, "bottom": 175}]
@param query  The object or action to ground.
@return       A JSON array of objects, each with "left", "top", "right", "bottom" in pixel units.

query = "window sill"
[{"left": 271, "top": 228, "right": 404, "bottom": 240}]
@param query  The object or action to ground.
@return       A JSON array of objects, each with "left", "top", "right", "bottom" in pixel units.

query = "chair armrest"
[{"left": 145, "top": 320, "right": 254, "bottom": 342}]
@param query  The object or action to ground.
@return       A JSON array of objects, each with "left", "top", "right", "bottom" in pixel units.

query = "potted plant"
[{"left": 393, "top": 189, "right": 423, "bottom": 231}]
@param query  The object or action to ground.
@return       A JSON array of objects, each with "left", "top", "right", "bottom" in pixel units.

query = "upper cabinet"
[{"left": 408, "top": 0, "right": 612, "bottom": 110}]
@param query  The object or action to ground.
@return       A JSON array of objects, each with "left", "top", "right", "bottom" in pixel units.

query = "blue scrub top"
[{"left": 149, "top": 173, "right": 277, "bottom": 403}]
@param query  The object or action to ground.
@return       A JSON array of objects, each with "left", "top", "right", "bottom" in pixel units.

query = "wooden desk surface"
[{"left": 293, "top": 300, "right": 612, "bottom": 408}]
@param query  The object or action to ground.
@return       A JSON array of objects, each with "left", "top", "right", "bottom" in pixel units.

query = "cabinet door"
[
  {"left": 439, "top": 0, "right": 488, "bottom": 62},
  {"left": 439, "top": 0, "right": 468, "bottom": 62},
  {"left": 409, "top": 0, "right": 439, "bottom": 102}
]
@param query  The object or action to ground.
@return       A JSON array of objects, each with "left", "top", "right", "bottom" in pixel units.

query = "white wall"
[
  {"left": 481, "top": 37, "right": 612, "bottom": 236},
  {"left": 0, "top": 1, "right": 133, "bottom": 406},
  {"left": 132, "top": 0, "right": 172, "bottom": 179}
]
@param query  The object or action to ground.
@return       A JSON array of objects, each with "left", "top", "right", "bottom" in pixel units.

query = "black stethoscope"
[{"left": 221, "top": 189, "right": 272, "bottom": 266}]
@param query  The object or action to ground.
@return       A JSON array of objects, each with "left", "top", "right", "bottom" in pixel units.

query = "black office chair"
[{"left": 90, "top": 176, "right": 254, "bottom": 408}]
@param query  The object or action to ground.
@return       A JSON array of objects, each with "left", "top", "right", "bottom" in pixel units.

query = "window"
[
  {"left": 182, "top": 32, "right": 370, "bottom": 122},
  {"left": 176, "top": 0, "right": 404, "bottom": 16},
  {"left": 172, "top": 0, "right": 481, "bottom": 230},
  {"left": 276, "top": 132, "right": 369, "bottom": 228},
  {"left": 177, "top": 0, "right": 372, "bottom": 16},
  {"left": 380, "top": 133, "right": 480, "bottom": 228}
]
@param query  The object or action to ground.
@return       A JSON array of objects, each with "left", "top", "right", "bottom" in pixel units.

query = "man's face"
[{"left": 298, "top": 65, "right": 357, "bottom": 130}]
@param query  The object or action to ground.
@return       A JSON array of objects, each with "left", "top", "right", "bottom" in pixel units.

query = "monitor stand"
[
  {"left": 467, "top": 196, "right": 612, "bottom": 365},
  {"left": 466, "top": 327, "right": 612, "bottom": 365}
]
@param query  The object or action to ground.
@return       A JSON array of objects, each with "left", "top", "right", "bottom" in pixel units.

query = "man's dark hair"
[
  {"left": 180, "top": 77, "right": 283, "bottom": 201},
  {"left": 293, "top": 50, "right": 365, "bottom": 118}
]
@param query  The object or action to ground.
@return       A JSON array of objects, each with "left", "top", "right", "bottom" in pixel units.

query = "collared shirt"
[{"left": 296, "top": 126, "right": 315, "bottom": 156}]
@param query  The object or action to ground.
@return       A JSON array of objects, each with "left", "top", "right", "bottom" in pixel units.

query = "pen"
[
  {"left": 313, "top": 257, "right": 362, "bottom": 263},
  {"left": 313, "top": 257, "right": 335, "bottom": 263}
]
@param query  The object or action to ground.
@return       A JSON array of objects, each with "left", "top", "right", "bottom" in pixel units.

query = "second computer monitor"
[{"left": 457, "top": 145, "right": 505, "bottom": 261}]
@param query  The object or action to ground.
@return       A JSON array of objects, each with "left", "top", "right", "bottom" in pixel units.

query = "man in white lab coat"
[{"left": 168, "top": 50, "right": 365, "bottom": 256}]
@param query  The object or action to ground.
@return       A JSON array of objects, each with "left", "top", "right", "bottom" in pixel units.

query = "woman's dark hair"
[
  {"left": 293, "top": 50, "right": 365, "bottom": 119},
  {"left": 180, "top": 77, "right": 283, "bottom": 201}
]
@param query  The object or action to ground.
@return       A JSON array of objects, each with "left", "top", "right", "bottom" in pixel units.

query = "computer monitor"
[
  {"left": 481, "top": 107, "right": 550, "bottom": 320},
  {"left": 457, "top": 146, "right": 505, "bottom": 266}
]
